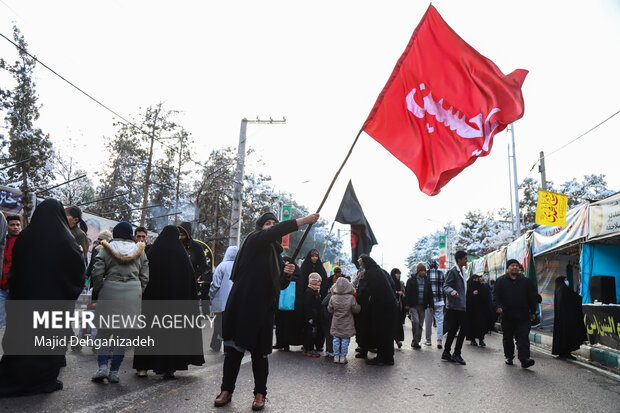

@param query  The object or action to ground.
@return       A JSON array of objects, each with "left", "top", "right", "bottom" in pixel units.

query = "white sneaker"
[
  {"left": 340, "top": 356, "right": 348, "bottom": 364},
  {"left": 334, "top": 355, "right": 340, "bottom": 363}
]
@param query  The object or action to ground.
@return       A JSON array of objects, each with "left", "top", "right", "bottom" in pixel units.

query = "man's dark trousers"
[
  {"left": 502, "top": 318, "right": 530, "bottom": 362},
  {"left": 443, "top": 309, "right": 466, "bottom": 355}
]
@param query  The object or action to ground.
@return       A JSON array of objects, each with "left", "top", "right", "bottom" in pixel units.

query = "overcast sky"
[{"left": 1, "top": 0, "right": 619, "bottom": 271}]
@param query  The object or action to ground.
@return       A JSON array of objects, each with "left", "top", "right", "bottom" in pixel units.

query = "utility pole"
[
  {"left": 508, "top": 144, "right": 515, "bottom": 233},
  {"left": 174, "top": 132, "right": 186, "bottom": 224},
  {"left": 140, "top": 106, "right": 160, "bottom": 227},
  {"left": 509, "top": 124, "right": 521, "bottom": 236},
  {"left": 539, "top": 151, "right": 548, "bottom": 191},
  {"left": 229, "top": 117, "right": 286, "bottom": 246},
  {"left": 213, "top": 191, "right": 219, "bottom": 260}
]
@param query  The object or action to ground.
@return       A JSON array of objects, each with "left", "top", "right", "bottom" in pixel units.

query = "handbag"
[{"left": 278, "top": 281, "right": 296, "bottom": 311}]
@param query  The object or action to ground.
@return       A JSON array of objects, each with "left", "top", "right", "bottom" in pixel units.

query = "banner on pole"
[
  {"left": 533, "top": 203, "right": 589, "bottom": 256},
  {"left": 438, "top": 235, "right": 447, "bottom": 269},
  {"left": 281, "top": 204, "right": 292, "bottom": 249},
  {"left": 535, "top": 189, "right": 568, "bottom": 227},
  {"left": 334, "top": 181, "right": 378, "bottom": 267}
]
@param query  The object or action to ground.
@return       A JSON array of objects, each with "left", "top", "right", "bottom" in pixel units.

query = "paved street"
[{"left": 1, "top": 327, "right": 618, "bottom": 413}]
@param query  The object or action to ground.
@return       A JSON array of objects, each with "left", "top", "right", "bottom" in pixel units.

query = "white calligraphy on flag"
[{"left": 406, "top": 83, "right": 501, "bottom": 156}]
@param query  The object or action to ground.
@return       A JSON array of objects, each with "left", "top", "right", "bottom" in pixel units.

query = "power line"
[
  {"left": 0, "top": 31, "right": 208, "bottom": 170},
  {"left": 529, "top": 109, "right": 620, "bottom": 172}
]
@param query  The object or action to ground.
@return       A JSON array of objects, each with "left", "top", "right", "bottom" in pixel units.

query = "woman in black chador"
[
  {"left": 0, "top": 199, "right": 85, "bottom": 397},
  {"left": 552, "top": 275, "right": 587, "bottom": 359},
  {"left": 133, "top": 225, "right": 205, "bottom": 378},
  {"left": 359, "top": 255, "right": 397, "bottom": 366},
  {"left": 214, "top": 212, "right": 318, "bottom": 411},
  {"left": 273, "top": 256, "right": 306, "bottom": 351},
  {"left": 391, "top": 268, "right": 406, "bottom": 348},
  {"left": 300, "top": 249, "right": 329, "bottom": 298},
  {"left": 465, "top": 274, "right": 494, "bottom": 347}
]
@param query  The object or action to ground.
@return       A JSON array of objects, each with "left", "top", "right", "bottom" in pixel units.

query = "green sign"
[{"left": 282, "top": 204, "right": 292, "bottom": 221}]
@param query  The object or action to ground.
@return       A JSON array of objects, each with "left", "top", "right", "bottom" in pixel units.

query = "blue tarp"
[{"left": 580, "top": 244, "right": 620, "bottom": 304}]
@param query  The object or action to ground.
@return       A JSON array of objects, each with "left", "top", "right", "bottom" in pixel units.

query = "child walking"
[{"left": 328, "top": 277, "right": 361, "bottom": 364}]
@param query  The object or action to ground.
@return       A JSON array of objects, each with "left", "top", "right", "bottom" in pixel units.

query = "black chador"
[
  {"left": 361, "top": 255, "right": 397, "bottom": 364},
  {"left": 133, "top": 225, "right": 205, "bottom": 374},
  {"left": 274, "top": 257, "right": 306, "bottom": 349},
  {"left": 465, "top": 275, "right": 495, "bottom": 344},
  {"left": 222, "top": 215, "right": 297, "bottom": 355},
  {"left": 552, "top": 276, "right": 587, "bottom": 358},
  {"left": 0, "top": 199, "right": 85, "bottom": 397},
  {"left": 300, "top": 249, "right": 329, "bottom": 298}
]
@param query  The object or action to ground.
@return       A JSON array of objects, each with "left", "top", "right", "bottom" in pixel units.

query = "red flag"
[{"left": 363, "top": 5, "right": 527, "bottom": 196}]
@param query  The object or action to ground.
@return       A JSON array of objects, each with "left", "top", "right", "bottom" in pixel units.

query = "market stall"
[
  {"left": 580, "top": 193, "right": 620, "bottom": 350},
  {"left": 532, "top": 202, "right": 589, "bottom": 330}
]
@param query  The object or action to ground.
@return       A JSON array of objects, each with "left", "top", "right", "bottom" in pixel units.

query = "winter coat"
[
  {"left": 91, "top": 239, "right": 149, "bottom": 298},
  {"left": 492, "top": 273, "right": 537, "bottom": 321},
  {"left": 209, "top": 246, "right": 238, "bottom": 313},
  {"left": 70, "top": 225, "right": 89, "bottom": 263},
  {"left": 85, "top": 245, "right": 102, "bottom": 283},
  {"left": 328, "top": 278, "right": 361, "bottom": 338},
  {"left": 444, "top": 266, "right": 467, "bottom": 311},
  {"left": 304, "top": 287, "right": 322, "bottom": 326},
  {"left": 405, "top": 275, "right": 434, "bottom": 309}
]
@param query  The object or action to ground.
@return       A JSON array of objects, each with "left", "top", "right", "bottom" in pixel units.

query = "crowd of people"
[
  {"left": 0, "top": 200, "right": 210, "bottom": 396},
  {"left": 0, "top": 199, "right": 589, "bottom": 411}
]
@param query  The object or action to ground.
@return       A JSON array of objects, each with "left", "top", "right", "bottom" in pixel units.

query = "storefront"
[
  {"left": 531, "top": 202, "right": 589, "bottom": 330},
  {"left": 580, "top": 193, "right": 620, "bottom": 350}
]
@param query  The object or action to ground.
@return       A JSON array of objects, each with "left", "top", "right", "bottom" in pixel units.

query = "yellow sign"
[{"left": 535, "top": 190, "right": 568, "bottom": 227}]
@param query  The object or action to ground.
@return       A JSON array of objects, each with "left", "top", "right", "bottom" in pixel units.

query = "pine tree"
[
  {"left": 455, "top": 210, "right": 489, "bottom": 257},
  {"left": 94, "top": 119, "right": 148, "bottom": 222},
  {"left": 0, "top": 26, "right": 55, "bottom": 223},
  {"left": 560, "top": 174, "right": 614, "bottom": 208}
]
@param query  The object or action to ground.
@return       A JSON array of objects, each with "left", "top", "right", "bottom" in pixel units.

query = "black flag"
[{"left": 334, "top": 180, "right": 378, "bottom": 267}]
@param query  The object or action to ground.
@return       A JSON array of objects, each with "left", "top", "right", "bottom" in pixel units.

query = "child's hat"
[{"left": 308, "top": 272, "right": 322, "bottom": 283}]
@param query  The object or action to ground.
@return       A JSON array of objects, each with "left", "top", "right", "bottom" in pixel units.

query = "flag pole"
[
  {"left": 321, "top": 222, "right": 335, "bottom": 261},
  {"left": 291, "top": 127, "right": 364, "bottom": 261}
]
